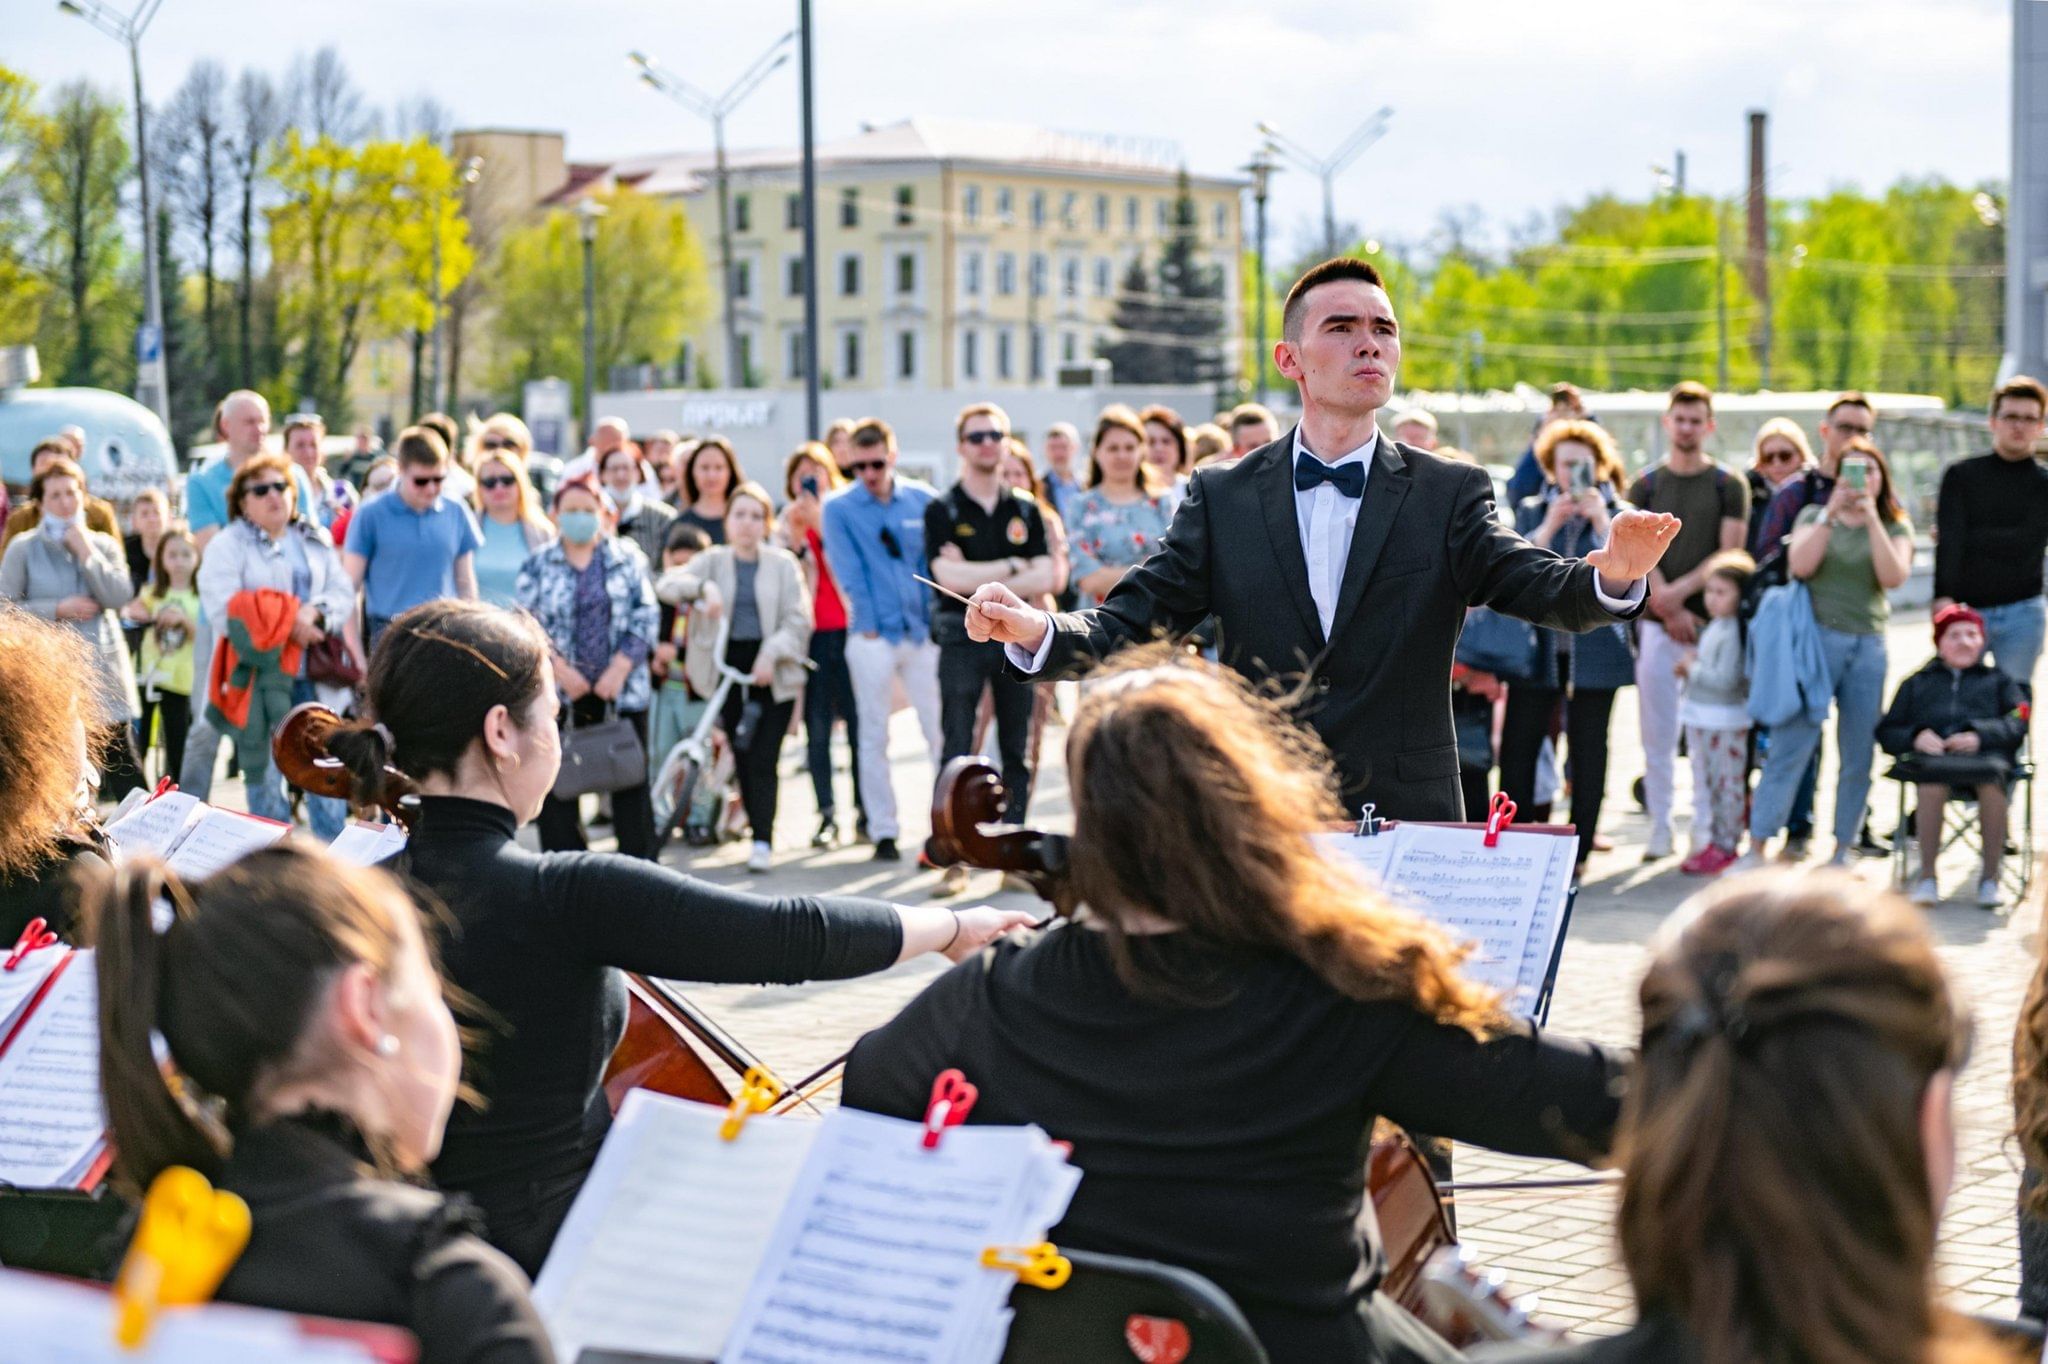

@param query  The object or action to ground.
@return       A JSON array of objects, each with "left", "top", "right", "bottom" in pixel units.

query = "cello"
[
  {"left": 271, "top": 702, "right": 744, "bottom": 1112},
  {"left": 927, "top": 754, "right": 1462, "bottom": 1330}
]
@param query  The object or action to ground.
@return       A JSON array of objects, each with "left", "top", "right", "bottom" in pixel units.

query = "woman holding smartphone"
[
  {"left": 1737, "top": 437, "right": 1916, "bottom": 870},
  {"left": 1505, "top": 420, "right": 1637, "bottom": 872},
  {"left": 779, "top": 443, "right": 865, "bottom": 847}
]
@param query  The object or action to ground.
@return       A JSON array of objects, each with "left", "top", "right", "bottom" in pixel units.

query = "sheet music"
[
  {"left": 0, "top": 1265, "right": 393, "bottom": 1361},
  {"left": 326, "top": 821, "right": 408, "bottom": 868},
  {"left": 1380, "top": 824, "right": 1543, "bottom": 996},
  {"left": 719, "top": 1108, "right": 1076, "bottom": 1364},
  {"left": 0, "top": 946, "right": 70, "bottom": 1042},
  {"left": 0, "top": 954, "right": 107, "bottom": 1189},
  {"left": 104, "top": 791, "right": 206, "bottom": 861},
  {"left": 1314, "top": 830, "right": 1396, "bottom": 886},
  {"left": 1512, "top": 838, "right": 1579, "bottom": 1017},
  {"left": 534, "top": 1090, "right": 821, "bottom": 1363},
  {"left": 161, "top": 807, "right": 289, "bottom": 881}
]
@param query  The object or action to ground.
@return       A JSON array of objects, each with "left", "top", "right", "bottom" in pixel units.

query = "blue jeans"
[
  {"left": 1749, "top": 625, "right": 1888, "bottom": 849},
  {"left": 245, "top": 677, "right": 348, "bottom": 840},
  {"left": 1979, "top": 597, "right": 2045, "bottom": 697}
]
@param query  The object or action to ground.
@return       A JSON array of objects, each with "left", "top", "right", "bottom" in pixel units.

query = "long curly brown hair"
[
  {"left": 0, "top": 605, "right": 110, "bottom": 877},
  {"left": 2014, "top": 925, "right": 2048, "bottom": 1215},
  {"left": 1063, "top": 647, "right": 1500, "bottom": 1033}
]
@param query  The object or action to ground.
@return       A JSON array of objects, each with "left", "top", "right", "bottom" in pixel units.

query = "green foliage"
[
  {"left": 1101, "top": 168, "right": 1227, "bottom": 385},
  {"left": 29, "top": 79, "right": 135, "bottom": 389},
  {"left": 485, "top": 187, "right": 710, "bottom": 419},
  {"left": 0, "top": 65, "right": 45, "bottom": 346}
]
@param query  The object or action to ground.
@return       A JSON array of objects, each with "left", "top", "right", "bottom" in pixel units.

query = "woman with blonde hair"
[
  {"left": 1746, "top": 417, "right": 1815, "bottom": 557},
  {"left": 470, "top": 441, "right": 556, "bottom": 608},
  {"left": 845, "top": 648, "right": 1624, "bottom": 1362},
  {"left": 1516, "top": 873, "right": 2016, "bottom": 1364},
  {"left": 0, "top": 604, "right": 113, "bottom": 944}
]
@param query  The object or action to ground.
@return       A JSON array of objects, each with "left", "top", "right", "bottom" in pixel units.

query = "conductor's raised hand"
[
  {"left": 1584, "top": 508, "right": 1682, "bottom": 593},
  {"left": 965, "top": 581, "right": 1050, "bottom": 652}
]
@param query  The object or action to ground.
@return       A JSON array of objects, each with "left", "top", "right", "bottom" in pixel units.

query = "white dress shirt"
[{"left": 1008, "top": 426, "right": 1643, "bottom": 671}]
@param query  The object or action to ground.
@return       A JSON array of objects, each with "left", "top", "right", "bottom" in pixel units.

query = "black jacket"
[
  {"left": 1015, "top": 429, "right": 1641, "bottom": 818},
  {"left": 1876, "top": 658, "right": 2029, "bottom": 758},
  {"left": 209, "top": 1114, "right": 553, "bottom": 1364}
]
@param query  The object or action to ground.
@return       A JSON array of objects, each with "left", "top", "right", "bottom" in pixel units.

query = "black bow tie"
[{"left": 1295, "top": 455, "right": 1365, "bottom": 498}]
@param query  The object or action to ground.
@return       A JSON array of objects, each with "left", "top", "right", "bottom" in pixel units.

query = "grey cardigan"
[{"left": 0, "top": 526, "right": 138, "bottom": 719}]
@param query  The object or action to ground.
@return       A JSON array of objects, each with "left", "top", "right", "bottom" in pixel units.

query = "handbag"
[
  {"left": 552, "top": 704, "right": 648, "bottom": 800},
  {"left": 304, "top": 633, "right": 363, "bottom": 687},
  {"left": 1455, "top": 607, "right": 1540, "bottom": 682}
]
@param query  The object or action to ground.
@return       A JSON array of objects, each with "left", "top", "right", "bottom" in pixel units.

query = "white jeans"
[
  {"left": 1634, "top": 619, "right": 1686, "bottom": 834},
  {"left": 845, "top": 633, "right": 942, "bottom": 841}
]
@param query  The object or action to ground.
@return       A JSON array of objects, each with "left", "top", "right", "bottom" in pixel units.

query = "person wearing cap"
[{"left": 1877, "top": 603, "right": 2030, "bottom": 908}]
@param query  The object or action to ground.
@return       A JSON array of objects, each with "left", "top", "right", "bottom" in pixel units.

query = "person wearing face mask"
[
  {"left": 0, "top": 605, "right": 116, "bottom": 946},
  {"left": 600, "top": 444, "right": 676, "bottom": 565},
  {"left": 0, "top": 437, "right": 121, "bottom": 552},
  {"left": 322, "top": 600, "right": 1037, "bottom": 1276},
  {"left": 86, "top": 846, "right": 555, "bottom": 1364},
  {"left": 1, "top": 456, "right": 143, "bottom": 801},
  {"left": 517, "top": 474, "right": 660, "bottom": 860}
]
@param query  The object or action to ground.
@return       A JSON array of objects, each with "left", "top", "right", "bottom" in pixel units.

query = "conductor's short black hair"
[{"left": 1282, "top": 257, "right": 1387, "bottom": 344}]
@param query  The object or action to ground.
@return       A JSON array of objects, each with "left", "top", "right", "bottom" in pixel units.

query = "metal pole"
[
  {"left": 429, "top": 202, "right": 443, "bottom": 412},
  {"left": 581, "top": 228, "right": 597, "bottom": 436},
  {"left": 798, "top": 0, "right": 820, "bottom": 437},
  {"left": 1322, "top": 172, "right": 1337, "bottom": 259},
  {"left": 713, "top": 113, "right": 739, "bottom": 387},
  {"left": 1715, "top": 203, "right": 1730, "bottom": 392},
  {"left": 129, "top": 34, "right": 170, "bottom": 431},
  {"left": 1254, "top": 175, "right": 1269, "bottom": 404}
]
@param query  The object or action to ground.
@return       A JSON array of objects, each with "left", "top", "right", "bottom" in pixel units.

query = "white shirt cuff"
[
  {"left": 1594, "top": 574, "right": 1647, "bottom": 615},
  {"left": 1004, "top": 617, "right": 1057, "bottom": 674}
]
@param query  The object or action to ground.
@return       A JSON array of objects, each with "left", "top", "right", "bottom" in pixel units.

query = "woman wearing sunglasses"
[
  {"left": 1745, "top": 418, "right": 1815, "bottom": 559},
  {"left": 197, "top": 451, "right": 360, "bottom": 839},
  {"left": 470, "top": 447, "right": 556, "bottom": 609}
]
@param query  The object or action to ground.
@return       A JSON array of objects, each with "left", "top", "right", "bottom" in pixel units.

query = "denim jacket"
[
  {"left": 516, "top": 537, "right": 659, "bottom": 714},
  {"left": 1511, "top": 489, "right": 1637, "bottom": 691}
]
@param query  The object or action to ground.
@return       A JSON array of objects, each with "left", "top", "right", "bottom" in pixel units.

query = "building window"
[
  {"left": 963, "top": 184, "right": 980, "bottom": 225},
  {"left": 841, "top": 328, "right": 862, "bottom": 382},
  {"left": 1156, "top": 198, "right": 1169, "bottom": 232},
  {"left": 1029, "top": 252, "right": 1047, "bottom": 298},
  {"left": 996, "top": 327, "right": 1013, "bottom": 381},
  {"left": 1061, "top": 330, "right": 1078, "bottom": 364},
  {"left": 786, "top": 193, "right": 803, "bottom": 230},
  {"left": 1029, "top": 189, "right": 1045, "bottom": 230},
  {"left": 1125, "top": 195, "right": 1138, "bottom": 233},
  {"left": 895, "top": 251, "right": 917, "bottom": 296},
  {"left": 895, "top": 185, "right": 914, "bottom": 226},
  {"left": 1060, "top": 257, "right": 1079, "bottom": 298},
  {"left": 1213, "top": 202, "right": 1228, "bottom": 238},
  {"left": 1094, "top": 193, "right": 1109, "bottom": 232},
  {"left": 995, "top": 252, "right": 1016, "bottom": 296},
  {"left": 786, "top": 329, "right": 806, "bottom": 380},
  {"left": 1029, "top": 326, "right": 1044, "bottom": 383},
  {"left": 839, "top": 252, "right": 861, "bottom": 297},
  {"left": 1093, "top": 257, "right": 1111, "bottom": 297},
  {"left": 734, "top": 193, "right": 751, "bottom": 233},
  {"left": 962, "top": 328, "right": 980, "bottom": 381},
  {"left": 785, "top": 254, "right": 805, "bottom": 298},
  {"left": 737, "top": 332, "right": 755, "bottom": 384},
  {"left": 963, "top": 250, "right": 984, "bottom": 297},
  {"left": 733, "top": 258, "right": 753, "bottom": 300},
  {"left": 1061, "top": 191, "right": 1078, "bottom": 229},
  {"left": 897, "top": 329, "right": 917, "bottom": 381},
  {"left": 996, "top": 187, "right": 1013, "bottom": 222}
]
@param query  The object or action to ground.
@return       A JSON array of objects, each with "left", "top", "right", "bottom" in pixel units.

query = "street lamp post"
[
  {"left": 1256, "top": 109, "right": 1394, "bottom": 259},
  {"left": 630, "top": 35, "right": 793, "bottom": 391},
  {"left": 577, "top": 198, "right": 607, "bottom": 440},
  {"left": 797, "top": 0, "right": 820, "bottom": 439},
  {"left": 59, "top": 0, "right": 171, "bottom": 433},
  {"left": 1242, "top": 146, "right": 1278, "bottom": 405},
  {"left": 430, "top": 154, "right": 483, "bottom": 414}
]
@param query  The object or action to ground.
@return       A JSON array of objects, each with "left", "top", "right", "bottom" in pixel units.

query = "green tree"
[
  {"left": 30, "top": 79, "right": 135, "bottom": 389},
  {"left": 485, "top": 187, "right": 709, "bottom": 420},
  {"left": 1102, "top": 169, "right": 1226, "bottom": 385},
  {"left": 0, "top": 65, "right": 46, "bottom": 345},
  {"left": 268, "top": 131, "right": 473, "bottom": 420}
]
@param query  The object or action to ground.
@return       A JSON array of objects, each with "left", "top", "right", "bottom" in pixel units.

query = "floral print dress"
[{"left": 1067, "top": 489, "right": 1173, "bottom": 607}]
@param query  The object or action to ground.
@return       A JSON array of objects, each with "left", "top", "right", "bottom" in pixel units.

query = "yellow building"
[{"left": 586, "top": 118, "right": 1246, "bottom": 391}]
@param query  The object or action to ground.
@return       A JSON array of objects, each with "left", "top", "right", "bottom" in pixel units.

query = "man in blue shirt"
[
  {"left": 341, "top": 426, "right": 481, "bottom": 650},
  {"left": 1038, "top": 422, "right": 1084, "bottom": 526},
  {"left": 821, "top": 417, "right": 941, "bottom": 862}
]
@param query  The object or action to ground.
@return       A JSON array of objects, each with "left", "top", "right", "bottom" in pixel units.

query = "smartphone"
[
  {"left": 1843, "top": 460, "right": 1868, "bottom": 492},
  {"left": 1566, "top": 462, "right": 1592, "bottom": 494},
  {"left": 800, "top": 474, "right": 821, "bottom": 497}
]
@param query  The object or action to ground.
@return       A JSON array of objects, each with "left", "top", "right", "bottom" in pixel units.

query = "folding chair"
[
  {"left": 1002, "top": 1248, "right": 1269, "bottom": 1363},
  {"left": 1889, "top": 757, "right": 2035, "bottom": 907}
]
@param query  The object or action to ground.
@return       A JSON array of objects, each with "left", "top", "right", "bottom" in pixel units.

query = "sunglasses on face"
[
  {"left": 410, "top": 474, "right": 446, "bottom": 488},
  {"left": 245, "top": 481, "right": 289, "bottom": 498},
  {"left": 962, "top": 430, "right": 1005, "bottom": 446},
  {"left": 479, "top": 436, "right": 521, "bottom": 450},
  {"left": 1830, "top": 422, "right": 1873, "bottom": 437},
  {"left": 479, "top": 474, "right": 518, "bottom": 491},
  {"left": 1759, "top": 447, "right": 1801, "bottom": 464},
  {"left": 850, "top": 459, "right": 887, "bottom": 474}
]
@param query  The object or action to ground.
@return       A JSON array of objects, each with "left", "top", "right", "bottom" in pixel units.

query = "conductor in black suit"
[{"left": 966, "top": 257, "right": 1682, "bottom": 821}]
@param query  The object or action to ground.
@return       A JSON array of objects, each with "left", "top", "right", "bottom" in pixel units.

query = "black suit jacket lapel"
[
  {"left": 1256, "top": 433, "right": 1324, "bottom": 648},
  {"left": 1328, "top": 434, "right": 1412, "bottom": 639}
]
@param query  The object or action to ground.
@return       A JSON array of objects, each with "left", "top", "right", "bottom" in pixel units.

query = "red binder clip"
[
  {"left": 922, "top": 1068, "right": 978, "bottom": 1149},
  {"left": 5, "top": 918, "right": 58, "bottom": 972},
  {"left": 150, "top": 775, "right": 176, "bottom": 799},
  {"left": 1482, "top": 792, "right": 1518, "bottom": 848}
]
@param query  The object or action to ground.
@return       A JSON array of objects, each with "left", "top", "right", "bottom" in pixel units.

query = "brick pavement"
[{"left": 222, "top": 604, "right": 2039, "bottom": 1340}]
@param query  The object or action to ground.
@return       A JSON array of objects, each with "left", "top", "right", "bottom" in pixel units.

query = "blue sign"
[{"left": 134, "top": 323, "right": 161, "bottom": 366}]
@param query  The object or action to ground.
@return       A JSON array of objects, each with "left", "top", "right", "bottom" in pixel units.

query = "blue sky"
[{"left": 4, "top": 0, "right": 2015, "bottom": 258}]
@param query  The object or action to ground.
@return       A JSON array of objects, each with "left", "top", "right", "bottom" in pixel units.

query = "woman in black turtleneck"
[{"left": 326, "top": 599, "right": 1034, "bottom": 1277}]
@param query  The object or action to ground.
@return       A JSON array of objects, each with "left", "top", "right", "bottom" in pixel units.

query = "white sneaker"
[
  {"left": 1909, "top": 876, "right": 1939, "bottom": 906},
  {"left": 1727, "top": 851, "right": 1763, "bottom": 874},
  {"left": 1644, "top": 826, "right": 1674, "bottom": 861},
  {"left": 747, "top": 841, "right": 772, "bottom": 873},
  {"left": 1978, "top": 877, "right": 2003, "bottom": 910}
]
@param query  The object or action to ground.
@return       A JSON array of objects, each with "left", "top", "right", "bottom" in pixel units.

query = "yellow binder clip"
[
  {"left": 979, "top": 1242, "right": 1072, "bottom": 1291},
  {"left": 720, "top": 1065, "right": 785, "bottom": 1141},
  {"left": 113, "top": 1165, "right": 253, "bottom": 1349}
]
